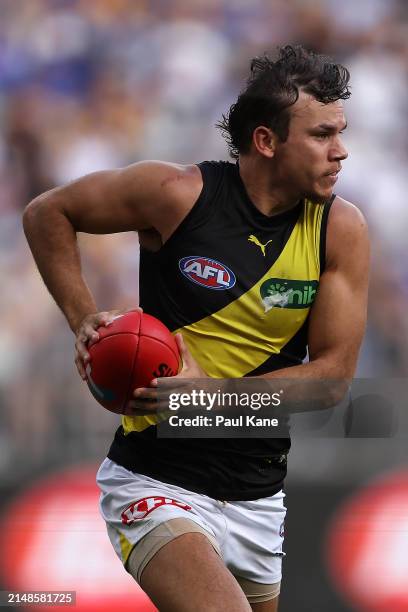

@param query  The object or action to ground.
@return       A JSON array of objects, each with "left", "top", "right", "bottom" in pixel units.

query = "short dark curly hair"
[{"left": 217, "top": 44, "right": 351, "bottom": 159}]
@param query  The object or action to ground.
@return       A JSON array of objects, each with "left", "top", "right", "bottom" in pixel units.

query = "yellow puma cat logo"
[{"left": 248, "top": 235, "right": 273, "bottom": 257}]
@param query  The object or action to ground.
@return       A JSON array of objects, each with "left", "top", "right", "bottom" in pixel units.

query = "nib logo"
[{"left": 260, "top": 279, "right": 319, "bottom": 311}]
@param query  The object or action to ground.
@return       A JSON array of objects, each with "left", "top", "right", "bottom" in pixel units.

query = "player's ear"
[{"left": 252, "top": 127, "right": 277, "bottom": 158}]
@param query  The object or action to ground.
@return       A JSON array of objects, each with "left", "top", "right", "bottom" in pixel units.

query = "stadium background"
[{"left": 1, "top": 1, "right": 408, "bottom": 610}]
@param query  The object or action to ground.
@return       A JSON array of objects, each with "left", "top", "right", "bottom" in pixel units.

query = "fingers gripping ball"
[{"left": 85, "top": 310, "right": 180, "bottom": 414}]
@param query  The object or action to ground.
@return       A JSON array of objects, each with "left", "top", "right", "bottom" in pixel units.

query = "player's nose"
[{"left": 330, "top": 139, "right": 348, "bottom": 162}]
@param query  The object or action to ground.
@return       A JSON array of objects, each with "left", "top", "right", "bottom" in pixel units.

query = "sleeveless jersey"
[{"left": 108, "top": 161, "right": 333, "bottom": 501}]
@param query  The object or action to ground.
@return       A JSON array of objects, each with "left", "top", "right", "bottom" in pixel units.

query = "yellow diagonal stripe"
[{"left": 123, "top": 199, "right": 324, "bottom": 433}]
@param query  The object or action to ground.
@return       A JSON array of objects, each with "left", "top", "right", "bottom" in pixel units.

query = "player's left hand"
[{"left": 125, "top": 333, "right": 208, "bottom": 414}]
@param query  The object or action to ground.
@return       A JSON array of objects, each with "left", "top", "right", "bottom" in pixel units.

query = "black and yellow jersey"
[{"left": 108, "top": 161, "right": 333, "bottom": 500}]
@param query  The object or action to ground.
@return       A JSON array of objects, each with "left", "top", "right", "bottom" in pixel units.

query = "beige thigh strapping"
[
  {"left": 126, "top": 517, "right": 221, "bottom": 583},
  {"left": 126, "top": 517, "right": 280, "bottom": 602},
  {"left": 235, "top": 575, "right": 281, "bottom": 603}
]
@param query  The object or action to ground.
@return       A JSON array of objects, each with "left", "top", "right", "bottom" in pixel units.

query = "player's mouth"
[{"left": 324, "top": 167, "right": 341, "bottom": 184}]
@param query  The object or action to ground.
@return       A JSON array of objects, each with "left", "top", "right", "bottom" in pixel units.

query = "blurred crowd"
[{"left": 1, "top": 0, "right": 408, "bottom": 478}]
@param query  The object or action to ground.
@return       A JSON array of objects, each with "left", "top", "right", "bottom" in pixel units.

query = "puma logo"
[{"left": 248, "top": 235, "right": 273, "bottom": 257}]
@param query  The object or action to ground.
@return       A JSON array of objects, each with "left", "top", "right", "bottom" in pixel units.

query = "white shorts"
[{"left": 96, "top": 458, "right": 286, "bottom": 586}]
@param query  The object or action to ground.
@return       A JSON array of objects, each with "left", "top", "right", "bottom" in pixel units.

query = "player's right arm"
[{"left": 23, "top": 161, "right": 202, "bottom": 376}]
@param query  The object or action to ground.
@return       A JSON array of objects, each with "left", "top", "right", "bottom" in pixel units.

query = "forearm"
[
  {"left": 260, "top": 354, "right": 348, "bottom": 380},
  {"left": 23, "top": 196, "right": 97, "bottom": 332},
  {"left": 252, "top": 357, "right": 352, "bottom": 414}
]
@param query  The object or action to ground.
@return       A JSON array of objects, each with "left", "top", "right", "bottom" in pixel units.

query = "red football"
[{"left": 85, "top": 310, "right": 180, "bottom": 414}]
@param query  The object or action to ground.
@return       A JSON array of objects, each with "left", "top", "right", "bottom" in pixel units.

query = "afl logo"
[{"left": 179, "top": 256, "right": 236, "bottom": 290}]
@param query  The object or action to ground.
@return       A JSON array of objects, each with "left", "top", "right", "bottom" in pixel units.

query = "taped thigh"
[
  {"left": 126, "top": 517, "right": 221, "bottom": 583},
  {"left": 235, "top": 575, "right": 281, "bottom": 603}
]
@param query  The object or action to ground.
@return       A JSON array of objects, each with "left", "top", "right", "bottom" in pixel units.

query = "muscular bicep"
[
  {"left": 34, "top": 161, "right": 201, "bottom": 235},
  {"left": 56, "top": 164, "right": 154, "bottom": 233},
  {"left": 308, "top": 198, "right": 370, "bottom": 378}
]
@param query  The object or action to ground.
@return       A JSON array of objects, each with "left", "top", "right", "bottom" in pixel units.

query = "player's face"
[{"left": 274, "top": 92, "right": 348, "bottom": 202}]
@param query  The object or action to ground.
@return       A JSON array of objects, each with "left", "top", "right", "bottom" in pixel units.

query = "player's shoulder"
[
  {"left": 328, "top": 195, "right": 368, "bottom": 238},
  {"left": 121, "top": 161, "right": 204, "bottom": 241},
  {"left": 326, "top": 195, "right": 369, "bottom": 266},
  {"left": 123, "top": 160, "right": 202, "bottom": 199},
  {"left": 116, "top": 160, "right": 203, "bottom": 225}
]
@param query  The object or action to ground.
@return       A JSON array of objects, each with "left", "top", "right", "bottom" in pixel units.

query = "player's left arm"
[
  {"left": 262, "top": 196, "right": 370, "bottom": 384},
  {"left": 131, "top": 197, "right": 369, "bottom": 412},
  {"left": 307, "top": 197, "right": 369, "bottom": 378}
]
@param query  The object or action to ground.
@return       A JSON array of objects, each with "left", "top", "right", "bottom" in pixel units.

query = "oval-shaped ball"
[{"left": 86, "top": 310, "right": 180, "bottom": 414}]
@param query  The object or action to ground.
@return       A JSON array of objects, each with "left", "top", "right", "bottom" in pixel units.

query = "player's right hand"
[{"left": 74, "top": 308, "right": 142, "bottom": 380}]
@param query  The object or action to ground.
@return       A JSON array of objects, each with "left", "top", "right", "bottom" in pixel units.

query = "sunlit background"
[{"left": 1, "top": 1, "right": 408, "bottom": 610}]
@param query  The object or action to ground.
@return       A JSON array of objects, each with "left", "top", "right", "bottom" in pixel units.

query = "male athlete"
[{"left": 23, "top": 46, "right": 369, "bottom": 612}]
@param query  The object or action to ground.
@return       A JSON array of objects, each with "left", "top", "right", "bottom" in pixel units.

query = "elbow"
[
  {"left": 326, "top": 379, "right": 350, "bottom": 407},
  {"left": 325, "top": 361, "right": 355, "bottom": 407},
  {"left": 22, "top": 201, "right": 36, "bottom": 239},
  {"left": 23, "top": 191, "right": 59, "bottom": 236},
  {"left": 23, "top": 194, "right": 46, "bottom": 231},
  {"left": 311, "top": 354, "right": 356, "bottom": 408}
]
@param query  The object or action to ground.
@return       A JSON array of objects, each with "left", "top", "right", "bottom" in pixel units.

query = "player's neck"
[{"left": 238, "top": 156, "right": 300, "bottom": 217}]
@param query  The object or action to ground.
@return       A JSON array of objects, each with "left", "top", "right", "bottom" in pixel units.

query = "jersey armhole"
[
  {"left": 160, "top": 161, "right": 223, "bottom": 252},
  {"left": 319, "top": 194, "right": 336, "bottom": 274}
]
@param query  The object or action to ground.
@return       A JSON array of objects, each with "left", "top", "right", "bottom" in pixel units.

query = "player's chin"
[{"left": 305, "top": 185, "right": 333, "bottom": 204}]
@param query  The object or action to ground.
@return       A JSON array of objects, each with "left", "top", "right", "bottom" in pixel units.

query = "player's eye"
[{"left": 315, "top": 133, "right": 329, "bottom": 140}]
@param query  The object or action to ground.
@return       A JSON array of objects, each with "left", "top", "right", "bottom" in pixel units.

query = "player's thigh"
[
  {"left": 251, "top": 597, "right": 279, "bottom": 612},
  {"left": 140, "top": 531, "right": 251, "bottom": 612}
]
